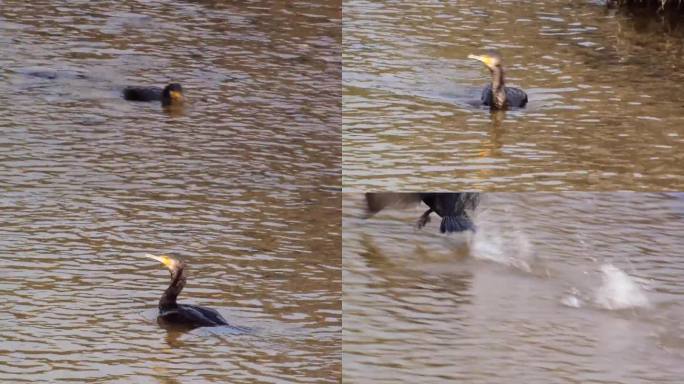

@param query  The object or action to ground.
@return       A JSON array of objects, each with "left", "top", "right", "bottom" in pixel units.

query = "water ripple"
[{"left": 343, "top": 0, "right": 684, "bottom": 190}]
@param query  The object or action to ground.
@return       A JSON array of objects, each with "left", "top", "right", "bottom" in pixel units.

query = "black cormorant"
[
  {"left": 468, "top": 51, "right": 527, "bottom": 109},
  {"left": 365, "top": 193, "right": 480, "bottom": 233},
  {"left": 144, "top": 254, "right": 229, "bottom": 329},
  {"left": 123, "top": 83, "right": 184, "bottom": 107}
]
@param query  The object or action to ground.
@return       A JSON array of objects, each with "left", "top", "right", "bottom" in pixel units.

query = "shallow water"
[
  {"left": 343, "top": 0, "right": 684, "bottom": 190},
  {"left": 343, "top": 193, "right": 684, "bottom": 383},
  {"left": 0, "top": 1, "right": 341, "bottom": 382}
]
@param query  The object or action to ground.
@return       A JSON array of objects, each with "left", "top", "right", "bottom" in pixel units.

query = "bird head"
[
  {"left": 162, "top": 83, "right": 184, "bottom": 105},
  {"left": 468, "top": 51, "right": 503, "bottom": 71},
  {"left": 145, "top": 253, "right": 183, "bottom": 273}
]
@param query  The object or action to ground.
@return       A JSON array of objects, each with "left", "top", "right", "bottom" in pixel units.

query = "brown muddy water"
[
  {"left": 343, "top": 0, "right": 684, "bottom": 191},
  {"left": 343, "top": 193, "right": 684, "bottom": 383},
  {"left": 0, "top": 1, "right": 340, "bottom": 383}
]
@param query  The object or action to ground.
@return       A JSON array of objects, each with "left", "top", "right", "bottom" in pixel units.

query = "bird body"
[
  {"left": 145, "top": 254, "right": 228, "bottom": 330},
  {"left": 365, "top": 193, "right": 480, "bottom": 233},
  {"left": 419, "top": 193, "right": 479, "bottom": 233},
  {"left": 123, "top": 83, "right": 184, "bottom": 107},
  {"left": 158, "top": 304, "right": 229, "bottom": 329},
  {"left": 480, "top": 83, "right": 528, "bottom": 109},
  {"left": 468, "top": 52, "right": 527, "bottom": 109},
  {"left": 123, "top": 86, "right": 163, "bottom": 101}
]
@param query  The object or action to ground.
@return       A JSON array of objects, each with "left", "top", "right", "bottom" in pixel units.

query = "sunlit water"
[
  {"left": 343, "top": 193, "right": 684, "bottom": 383},
  {"left": 0, "top": 1, "right": 341, "bottom": 382},
  {"left": 343, "top": 0, "right": 684, "bottom": 190}
]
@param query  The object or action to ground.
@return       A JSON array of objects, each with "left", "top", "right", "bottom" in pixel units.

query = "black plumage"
[
  {"left": 468, "top": 51, "right": 527, "bottom": 109},
  {"left": 365, "top": 193, "right": 480, "bottom": 233},
  {"left": 123, "top": 83, "right": 184, "bottom": 106},
  {"left": 480, "top": 83, "right": 528, "bottom": 109},
  {"left": 145, "top": 254, "right": 229, "bottom": 330}
]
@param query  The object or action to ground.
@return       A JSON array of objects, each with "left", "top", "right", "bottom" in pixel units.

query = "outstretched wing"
[{"left": 364, "top": 193, "right": 424, "bottom": 217}]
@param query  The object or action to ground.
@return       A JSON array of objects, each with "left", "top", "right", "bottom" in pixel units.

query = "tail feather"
[{"left": 440, "top": 214, "right": 476, "bottom": 233}]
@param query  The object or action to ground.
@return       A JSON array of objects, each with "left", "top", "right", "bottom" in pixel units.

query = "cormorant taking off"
[
  {"left": 365, "top": 193, "right": 480, "bottom": 233},
  {"left": 144, "top": 254, "right": 229, "bottom": 329},
  {"left": 123, "top": 83, "right": 184, "bottom": 107},
  {"left": 468, "top": 51, "right": 527, "bottom": 109}
]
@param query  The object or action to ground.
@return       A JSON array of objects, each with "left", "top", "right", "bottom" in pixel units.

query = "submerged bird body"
[
  {"left": 365, "top": 192, "right": 480, "bottom": 233},
  {"left": 123, "top": 83, "right": 184, "bottom": 107},
  {"left": 123, "top": 86, "right": 163, "bottom": 101},
  {"left": 158, "top": 304, "right": 228, "bottom": 329},
  {"left": 145, "top": 254, "right": 228, "bottom": 329},
  {"left": 480, "top": 83, "right": 528, "bottom": 109},
  {"left": 468, "top": 51, "right": 527, "bottom": 109}
]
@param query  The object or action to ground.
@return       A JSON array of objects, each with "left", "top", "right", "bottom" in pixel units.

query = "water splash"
[
  {"left": 561, "top": 287, "right": 583, "bottom": 308},
  {"left": 470, "top": 226, "right": 534, "bottom": 272},
  {"left": 561, "top": 294, "right": 582, "bottom": 308},
  {"left": 595, "top": 264, "right": 649, "bottom": 310}
]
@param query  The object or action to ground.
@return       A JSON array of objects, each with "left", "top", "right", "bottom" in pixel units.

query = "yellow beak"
[
  {"left": 468, "top": 54, "right": 493, "bottom": 68},
  {"left": 169, "top": 90, "right": 184, "bottom": 103},
  {"left": 144, "top": 253, "right": 175, "bottom": 269}
]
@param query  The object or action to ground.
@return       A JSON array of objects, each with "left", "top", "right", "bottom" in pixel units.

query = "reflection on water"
[
  {"left": 343, "top": 0, "right": 684, "bottom": 190},
  {"left": 0, "top": 1, "right": 341, "bottom": 382},
  {"left": 343, "top": 193, "right": 684, "bottom": 383}
]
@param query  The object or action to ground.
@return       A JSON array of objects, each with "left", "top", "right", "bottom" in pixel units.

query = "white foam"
[
  {"left": 594, "top": 264, "right": 649, "bottom": 310},
  {"left": 561, "top": 294, "right": 582, "bottom": 308},
  {"left": 561, "top": 287, "right": 582, "bottom": 308},
  {"left": 470, "top": 227, "right": 533, "bottom": 272}
]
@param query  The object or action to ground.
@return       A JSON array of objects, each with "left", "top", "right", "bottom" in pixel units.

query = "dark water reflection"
[
  {"left": 343, "top": 0, "right": 684, "bottom": 190},
  {"left": 0, "top": 1, "right": 340, "bottom": 382},
  {"left": 343, "top": 193, "right": 684, "bottom": 383}
]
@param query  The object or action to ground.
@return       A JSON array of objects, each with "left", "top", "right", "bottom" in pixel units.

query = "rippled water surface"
[
  {"left": 344, "top": 193, "right": 684, "bottom": 383},
  {"left": 343, "top": 0, "right": 684, "bottom": 190},
  {"left": 0, "top": 1, "right": 340, "bottom": 382}
]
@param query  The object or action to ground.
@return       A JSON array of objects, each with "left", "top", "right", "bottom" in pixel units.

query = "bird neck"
[
  {"left": 490, "top": 67, "right": 507, "bottom": 109},
  {"left": 160, "top": 266, "right": 186, "bottom": 311}
]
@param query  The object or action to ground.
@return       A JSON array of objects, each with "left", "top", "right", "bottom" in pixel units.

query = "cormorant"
[
  {"left": 365, "top": 193, "right": 480, "bottom": 233},
  {"left": 123, "top": 83, "right": 184, "bottom": 107},
  {"left": 144, "top": 254, "right": 229, "bottom": 329},
  {"left": 468, "top": 51, "right": 527, "bottom": 109}
]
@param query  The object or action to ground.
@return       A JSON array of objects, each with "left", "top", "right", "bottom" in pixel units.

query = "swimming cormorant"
[
  {"left": 144, "top": 254, "right": 229, "bottom": 329},
  {"left": 365, "top": 193, "right": 480, "bottom": 233},
  {"left": 468, "top": 51, "right": 527, "bottom": 109},
  {"left": 123, "top": 83, "right": 184, "bottom": 107}
]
